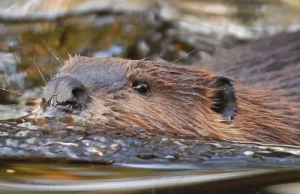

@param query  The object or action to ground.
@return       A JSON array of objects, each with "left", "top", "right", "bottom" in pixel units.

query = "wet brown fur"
[{"left": 40, "top": 31, "right": 300, "bottom": 146}]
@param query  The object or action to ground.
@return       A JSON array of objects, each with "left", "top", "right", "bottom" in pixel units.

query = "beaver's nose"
[{"left": 42, "top": 76, "right": 88, "bottom": 109}]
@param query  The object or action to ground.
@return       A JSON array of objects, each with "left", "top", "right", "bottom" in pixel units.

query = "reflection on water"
[
  {"left": 1, "top": 163, "right": 300, "bottom": 194},
  {"left": 0, "top": 105, "right": 30, "bottom": 120},
  {"left": 1, "top": 115, "right": 300, "bottom": 193}
]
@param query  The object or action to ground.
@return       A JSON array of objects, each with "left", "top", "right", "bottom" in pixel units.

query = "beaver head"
[
  {"left": 36, "top": 56, "right": 300, "bottom": 145},
  {"left": 39, "top": 56, "right": 237, "bottom": 136}
]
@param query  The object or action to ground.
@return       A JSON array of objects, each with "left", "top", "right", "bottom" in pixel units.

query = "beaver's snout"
[{"left": 42, "top": 76, "right": 89, "bottom": 111}]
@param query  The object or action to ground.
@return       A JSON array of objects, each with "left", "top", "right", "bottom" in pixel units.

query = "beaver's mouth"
[{"left": 40, "top": 97, "right": 87, "bottom": 113}]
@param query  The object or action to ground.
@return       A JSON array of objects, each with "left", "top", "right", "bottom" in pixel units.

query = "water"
[
  {"left": 0, "top": 1, "right": 300, "bottom": 193},
  {"left": 1, "top": 117, "right": 300, "bottom": 194},
  {"left": 1, "top": 163, "right": 300, "bottom": 194}
]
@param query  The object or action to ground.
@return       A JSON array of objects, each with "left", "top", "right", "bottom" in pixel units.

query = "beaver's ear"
[{"left": 210, "top": 76, "right": 236, "bottom": 122}]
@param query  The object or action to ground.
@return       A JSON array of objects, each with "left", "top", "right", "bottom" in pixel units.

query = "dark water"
[
  {"left": 1, "top": 163, "right": 300, "bottom": 194},
  {"left": 1, "top": 1, "right": 300, "bottom": 193}
]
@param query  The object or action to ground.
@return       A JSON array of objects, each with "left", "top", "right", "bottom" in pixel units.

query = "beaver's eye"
[{"left": 133, "top": 82, "right": 150, "bottom": 95}]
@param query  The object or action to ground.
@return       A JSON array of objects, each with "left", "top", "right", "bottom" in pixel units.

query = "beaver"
[{"left": 34, "top": 30, "right": 300, "bottom": 146}]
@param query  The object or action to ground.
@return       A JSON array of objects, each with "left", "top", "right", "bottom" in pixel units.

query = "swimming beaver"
[{"left": 35, "top": 31, "right": 300, "bottom": 146}]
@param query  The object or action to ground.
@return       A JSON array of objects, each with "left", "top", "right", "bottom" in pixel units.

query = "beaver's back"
[{"left": 200, "top": 30, "right": 300, "bottom": 102}]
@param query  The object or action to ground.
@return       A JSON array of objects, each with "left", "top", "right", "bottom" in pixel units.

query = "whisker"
[
  {"left": 170, "top": 47, "right": 200, "bottom": 64},
  {"left": 23, "top": 24, "right": 64, "bottom": 65},
  {"left": 38, "top": 35, "right": 64, "bottom": 65},
  {"left": 28, "top": 57, "right": 47, "bottom": 85},
  {"left": 0, "top": 88, "right": 24, "bottom": 96}
]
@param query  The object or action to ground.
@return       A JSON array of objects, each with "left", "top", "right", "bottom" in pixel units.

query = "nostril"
[
  {"left": 72, "top": 87, "right": 85, "bottom": 98},
  {"left": 71, "top": 87, "right": 89, "bottom": 104}
]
